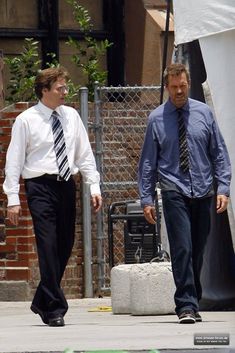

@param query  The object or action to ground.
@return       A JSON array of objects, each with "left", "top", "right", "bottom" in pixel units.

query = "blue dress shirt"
[{"left": 138, "top": 98, "right": 231, "bottom": 207}]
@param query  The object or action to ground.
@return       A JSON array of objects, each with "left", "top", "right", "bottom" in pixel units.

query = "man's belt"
[
  {"left": 25, "top": 174, "right": 72, "bottom": 182},
  {"left": 42, "top": 174, "right": 67, "bottom": 181}
]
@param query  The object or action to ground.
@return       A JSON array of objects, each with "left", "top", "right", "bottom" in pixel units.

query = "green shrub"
[
  {"left": 66, "top": 0, "right": 112, "bottom": 100},
  {"left": 4, "top": 38, "right": 40, "bottom": 103}
]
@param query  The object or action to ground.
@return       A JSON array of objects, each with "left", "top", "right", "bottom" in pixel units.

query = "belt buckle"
[{"left": 56, "top": 175, "right": 63, "bottom": 181}]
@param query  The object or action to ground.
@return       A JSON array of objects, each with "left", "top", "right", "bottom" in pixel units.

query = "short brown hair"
[
  {"left": 34, "top": 66, "right": 69, "bottom": 99},
  {"left": 164, "top": 63, "right": 190, "bottom": 86}
]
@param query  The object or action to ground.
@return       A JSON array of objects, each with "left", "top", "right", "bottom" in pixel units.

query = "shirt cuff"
[
  {"left": 217, "top": 185, "right": 230, "bottom": 197},
  {"left": 90, "top": 183, "right": 101, "bottom": 195},
  {"left": 140, "top": 196, "right": 155, "bottom": 208},
  {"left": 7, "top": 194, "right": 20, "bottom": 207}
]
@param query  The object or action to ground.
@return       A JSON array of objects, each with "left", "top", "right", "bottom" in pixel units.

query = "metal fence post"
[
  {"left": 79, "top": 87, "right": 93, "bottom": 298},
  {"left": 94, "top": 83, "right": 105, "bottom": 293}
]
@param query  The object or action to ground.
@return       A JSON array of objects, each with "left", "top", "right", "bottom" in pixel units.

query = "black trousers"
[
  {"left": 161, "top": 190, "right": 213, "bottom": 315},
  {"left": 25, "top": 176, "right": 76, "bottom": 320}
]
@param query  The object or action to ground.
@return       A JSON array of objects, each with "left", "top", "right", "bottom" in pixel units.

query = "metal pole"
[
  {"left": 94, "top": 83, "right": 105, "bottom": 293},
  {"left": 160, "top": 0, "right": 171, "bottom": 104},
  {"left": 79, "top": 87, "right": 93, "bottom": 298}
]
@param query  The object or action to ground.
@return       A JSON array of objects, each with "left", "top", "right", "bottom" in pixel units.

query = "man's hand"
[
  {"left": 91, "top": 194, "right": 102, "bottom": 213},
  {"left": 7, "top": 205, "right": 22, "bottom": 226},
  {"left": 143, "top": 205, "right": 156, "bottom": 224},
  {"left": 216, "top": 194, "right": 229, "bottom": 214}
]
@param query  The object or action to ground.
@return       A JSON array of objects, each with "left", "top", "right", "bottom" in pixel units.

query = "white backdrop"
[{"left": 199, "top": 30, "right": 235, "bottom": 226}]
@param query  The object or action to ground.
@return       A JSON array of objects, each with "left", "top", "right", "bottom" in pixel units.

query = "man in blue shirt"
[{"left": 138, "top": 63, "right": 231, "bottom": 324}]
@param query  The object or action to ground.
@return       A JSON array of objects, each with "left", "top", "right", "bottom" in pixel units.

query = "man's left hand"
[
  {"left": 91, "top": 194, "right": 102, "bottom": 213},
  {"left": 216, "top": 194, "right": 229, "bottom": 213}
]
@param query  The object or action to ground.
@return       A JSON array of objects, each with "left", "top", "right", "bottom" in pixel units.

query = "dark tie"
[
  {"left": 177, "top": 109, "right": 189, "bottom": 173},
  {"left": 51, "top": 111, "right": 71, "bottom": 181}
]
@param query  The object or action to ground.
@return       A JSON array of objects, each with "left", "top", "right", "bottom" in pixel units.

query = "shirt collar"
[
  {"left": 38, "top": 101, "right": 62, "bottom": 120},
  {"left": 165, "top": 98, "right": 190, "bottom": 113}
]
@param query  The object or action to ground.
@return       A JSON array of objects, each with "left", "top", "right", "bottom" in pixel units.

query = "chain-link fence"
[{"left": 90, "top": 85, "right": 161, "bottom": 292}]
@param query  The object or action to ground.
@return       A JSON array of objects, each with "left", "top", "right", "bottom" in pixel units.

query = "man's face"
[
  {"left": 41, "top": 77, "right": 68, "bottom": 109},
  {"left": 166, "top": 72, "right": 190, "bottom": 108}
]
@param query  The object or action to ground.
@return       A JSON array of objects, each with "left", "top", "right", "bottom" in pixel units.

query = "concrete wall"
[
  {"left": 0, "top": 0, "right": 38, "bottom": 28},
  {"left": 125, "top": 0, "right": 174, "bottom": 85},
  {"left": 59, "top": 0, "right": 103, "bottom": 30}
]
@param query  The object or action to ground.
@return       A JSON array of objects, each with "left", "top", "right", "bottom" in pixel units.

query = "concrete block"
[
  {"left": 130, "top": 262, "right": 175, "bottom": 315},
  {"left": 111, "top": 264, "right": 134, "bottom": 314},
  {"left": 0, "top": 281, "right": 31, "bottom": 301}
]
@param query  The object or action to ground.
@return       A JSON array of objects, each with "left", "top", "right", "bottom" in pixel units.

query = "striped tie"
[
  {"left": 51, "top": 111, "right": 71, "bottom": 181},
  {"left": 177, "top": 108, "right": 189, "bottom": 173}
]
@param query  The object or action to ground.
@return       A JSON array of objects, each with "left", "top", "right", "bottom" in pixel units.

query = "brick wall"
[{"left": 0, "top": 102, "right": 85, "bottom": 300}]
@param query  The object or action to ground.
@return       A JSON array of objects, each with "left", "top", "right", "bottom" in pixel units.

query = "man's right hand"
[
  {"left": 7, "top": 205, "right": 22, "bottom": 226},
  {"left": 143, "top": 205, "right": 156, "bottom": 224}
]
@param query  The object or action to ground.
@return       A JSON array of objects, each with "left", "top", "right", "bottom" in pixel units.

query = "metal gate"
[{"left": 89, "top": 85, "right": 161, "bottom": 293}]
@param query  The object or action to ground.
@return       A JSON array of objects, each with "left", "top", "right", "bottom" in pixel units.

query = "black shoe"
[
  {"left": 48, "top": 316, "right": 65, "bottom": 327},
  {"left": 195, "top": 312, "right": 202, "bottom": 322},
  {"left": 31, "top": 304, "right": 49, "bottom": 324},
  {"left": 178, "top": 310, "right": 196, "bottom": 324}
]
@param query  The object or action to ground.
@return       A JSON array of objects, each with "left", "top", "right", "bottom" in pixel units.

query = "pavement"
[{"left": 0, "top": 298, "right": 234, "bottom": 353}]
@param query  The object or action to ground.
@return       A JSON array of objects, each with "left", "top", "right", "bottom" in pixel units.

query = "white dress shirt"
[{"left": 3, "top": 101, "right": 101, "bottom": 206}]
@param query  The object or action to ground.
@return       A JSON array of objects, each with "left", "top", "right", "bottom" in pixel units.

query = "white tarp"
[
  {"left": 199, "top": 30, "right": 235, "bottom": 225},
  {"left": 172, "top": 0, "right": 235, "bottom": 305},
  {"left": 174, "top": 0, "right": 235, "bottom": 45}
]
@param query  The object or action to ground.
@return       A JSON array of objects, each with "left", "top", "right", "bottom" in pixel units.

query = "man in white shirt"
[{"left": 3, "top": 66, "right": 102, "bottom": 327}]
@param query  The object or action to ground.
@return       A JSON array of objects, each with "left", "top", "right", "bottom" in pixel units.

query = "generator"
[
  {"left": 108, "top": 199, "right": 163, "bottom": 268},
  {"left": 123, "top": 201, "right": 157, "bottom": 263}
]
